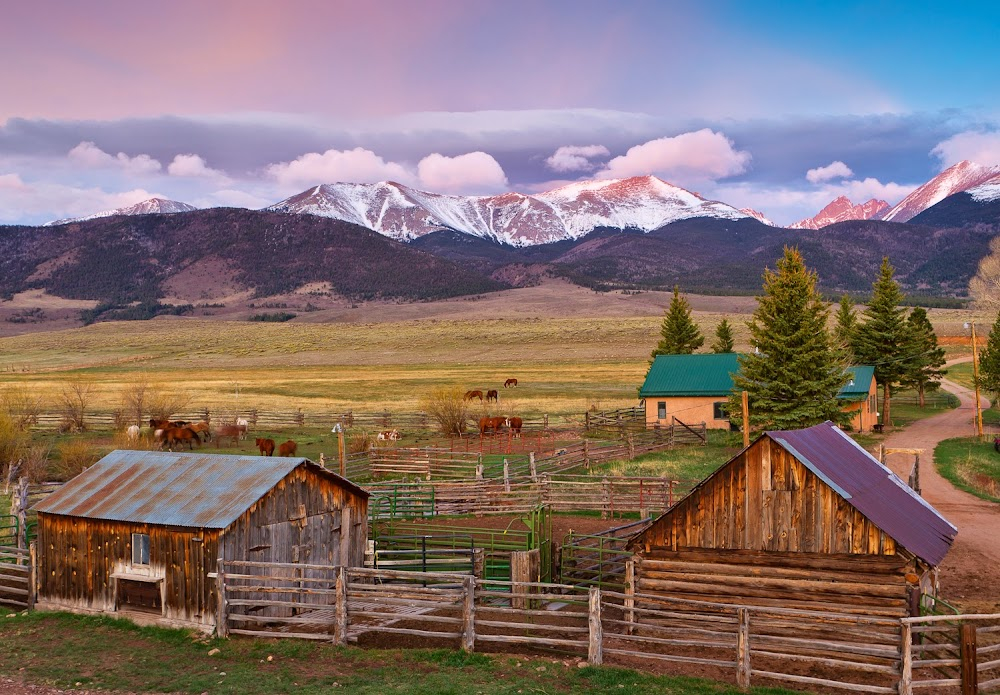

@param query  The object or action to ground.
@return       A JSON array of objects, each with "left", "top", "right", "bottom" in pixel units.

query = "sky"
[{"left": 2, "top": 0, "right": 1000, "bottom": 226}]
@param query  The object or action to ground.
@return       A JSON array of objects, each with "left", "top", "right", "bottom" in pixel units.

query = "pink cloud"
[
  {"left": 806, "top": 160, "right": 853, "bottom": 183},
  {"left": 597, "top": 129, "right": 750, "bottom": 183},
  {"left": 545, "top": 145, "right": 611, "bottom": 172},
  {"left": 267, "top": 148, "right": 415, "bottom": 190},
  {"left": 167, "top": 154, "right": 230, "bottom": 184},
  {"left": 416, "top": 152, "right": 508, "bottom": 194},
  {"left": 932, "top": 131, "right": 1000, "bottom": 169},
  {"left": 0, "top": 176, "right": 159, "bottom": 223},
  {"left": 68, "top": 141, "right": 161, "bottom": 175}
]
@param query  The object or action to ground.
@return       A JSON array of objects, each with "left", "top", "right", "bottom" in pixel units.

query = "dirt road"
[{"left": 881, "top": 363, "right": 1000, "bottom": 609}]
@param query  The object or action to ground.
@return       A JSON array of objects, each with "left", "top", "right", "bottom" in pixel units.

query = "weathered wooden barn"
[
  {"left": 32, "top": 450, "right": 368, "bottom": 630},
  {"left": 626, "top": 421, "right": 956, "bottom": 616}
]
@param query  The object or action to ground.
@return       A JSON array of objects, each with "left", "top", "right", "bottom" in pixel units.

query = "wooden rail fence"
[{"left": 0, "top": 545, "right": 33, "bottom": 610}]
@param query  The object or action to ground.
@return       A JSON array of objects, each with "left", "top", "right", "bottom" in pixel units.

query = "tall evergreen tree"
[
  {"left": 853, "top": 257, "right": 910, "bottom": 427},
  {"left": 711, "top": 318, "right": 736, "bottom": 353},
  {"left": 977, "top": 312, "right": 1000, "bottom": 397},
  {"left": 833, "top": 293, "right": 859, "bottom": 362},
  {"left": 899, "top": 307, "right": 946, "bottom": 406},
  {"left": 650, "top": 286, "right": 704, "bottom": 360},
  {"left": 729, "top": 247, "right": 848, "bottom": 432}
]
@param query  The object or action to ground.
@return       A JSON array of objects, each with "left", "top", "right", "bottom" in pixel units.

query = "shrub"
[
  {"left": 248, "top": 312, "right": 297, "bottom": 322},
  {"left": 421, "top": 387, "right": 469, "bottom": 436},
  {"left": 51, "top": 439, "right": 101, "bottom": 481}
]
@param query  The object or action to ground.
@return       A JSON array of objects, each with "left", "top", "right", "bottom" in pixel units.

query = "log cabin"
[
  {"left": 31, "top": 450, "right": 368, "bottom": 630},
  {"left": 626, "top": 421, "right": 956, "bottom": 617}
]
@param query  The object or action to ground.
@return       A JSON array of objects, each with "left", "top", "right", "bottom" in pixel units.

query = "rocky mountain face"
[
  {"left": 789, "top": 197, "right": 889, "bottom": 230},
  {"left": 883, "top": 161, "right": 1000, "bottom": 223}
]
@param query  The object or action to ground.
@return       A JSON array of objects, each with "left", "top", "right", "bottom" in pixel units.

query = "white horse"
[
  {"left": 235, "top": 418, "right": 249, "bottom": 439},
  {"left": 126, "top": 424, "right": 140, "bottom": 442}
]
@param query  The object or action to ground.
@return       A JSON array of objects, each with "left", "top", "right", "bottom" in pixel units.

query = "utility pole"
[
  {"left": 741, "top": 390, "right": 750, "bottom": 448},
  {"left": 972, "top": 322, "right": 984, "bottom": 438}
]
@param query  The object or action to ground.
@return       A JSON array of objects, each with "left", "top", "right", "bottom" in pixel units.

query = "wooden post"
[
  {"left": 510, "top": 549, "right": 540, "bottom": 609},
  {"left": 473, "top": 548, "right": 485, "bottom": 579},
  {"left": 475, "top": 461, "right": 484, "bottom": 479},
  {"left": 601, "top": 477, "right": 611, "bottom": 520},
  {"left": 913, "top": 453, "right": 920, "bottom": 495},
  {"left": 737, "top": 607, "right": 750, "bottom": 690},
  {"left": 584, "top": 440, "right": 590, "bottom": 471},
  {"left": 215, "top": 558, "right": 229, "bottom": 638},
  {"left": 624, "top": 558, "right": 635, "bottom": 636},
  {"left": 972, "top": 322, "right": 984, "bottom": 438},
  {"left": 741, "top": 390, "right": 750, "bottom": 448},
  {"left": 588, "top": 587, "right": 603, "bottom": 665},
  {"left": 529, "top": 452, "right": 537, "bottom": 482},
  {"left": 27, "top": 541, "right": 36, "bottom": 610},
  {"left": 14, "top": 477, "right": 28, "bottom": 550},
  {"left": 627, "top": 433, "right": 635, "bottom": 460},
  {"left": 960, "top": 622, "right": 977, "bottom": 695},
  {"left": 585, "top": 411, "right": 590, "bottom": 431},
  {"left": 899, "top": 622, "right": 913, "bottom": 695},
  {"left": 334, "top": 566, "right": 348, "bottom": 645},
  {"left": 338, "top": 430, "right": 346, "bottom": 477},
  {"left": 503, "top": 459, "right": 510, "bottom": 493},
  {"left": 461, "top": 575, "right": 476, "bottom": 652}
]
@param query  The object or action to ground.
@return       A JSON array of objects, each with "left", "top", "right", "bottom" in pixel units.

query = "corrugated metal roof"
[
  {"left": 769, "top": 421, "right": 956, "bottom": 566},
  {"left": 639, "top": 353, "right": 740, "bottom": 397},
  {"left": 32, "top": 450, "right": 369, "bottom": 529},
  {"left": 838, "top": 365, "right": 875, "bottom": 401}
]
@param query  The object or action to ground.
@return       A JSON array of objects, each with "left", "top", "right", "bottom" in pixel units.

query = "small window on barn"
[
  {"left": 870, "top": 394, "right": 877, "bottom": 413},
  {"left": 713, "top": 401, "right": 729, "bottom": 420},
  {"left": 657, "top": 402, "right": 666, "bottom": 419},
  {"left": 132, "top": 533, "right": 150, "bottom": 566}
]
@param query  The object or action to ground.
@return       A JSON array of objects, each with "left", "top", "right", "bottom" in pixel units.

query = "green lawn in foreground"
[
  {"left": 935, "top": 436, "right": 1000, "bottom": 503},
  {"left": 0, "top": 610, "right": 799, "bottom": 695}
]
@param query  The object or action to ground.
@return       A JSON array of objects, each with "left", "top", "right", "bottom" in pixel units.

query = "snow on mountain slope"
[
  {"left": 789, "top": 196, "right": 889, "bottom": 230},
  {"left": 968, "top": 173, "right": 1000, "bottom": 203},
  {"left": 740, "top": 208, "right": 774, "bottom": 226},
  {"left": 47, "top": 198, "right": 198, "bottom": 226},
  {"left": 267, "top": 175, "right": 751, "bottom": 246},
  {"left": 883, "top": 161, "right": 1000, "bottom": 223}
]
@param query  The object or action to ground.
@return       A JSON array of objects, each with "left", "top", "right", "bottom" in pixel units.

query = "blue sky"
[{"left": 1, "top": 0, "right": 999, "bottom": 226}]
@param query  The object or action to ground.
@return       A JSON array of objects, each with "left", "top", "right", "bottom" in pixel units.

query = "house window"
[
  {"left": 713, "top": 402, "right": 729, "bottom": 420},
  {"left": 132, "top": 533, "right": 150, "bottom": 566},
  {"left": 657, "top": 402, "right": 666, "bottom": 419},
  {"left": 869, "top": 394, "right": 877, "bottom": 413}
]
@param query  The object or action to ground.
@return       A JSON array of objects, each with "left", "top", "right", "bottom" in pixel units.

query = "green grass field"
[
  {"left": 935, "top": 437, "right": 1000, "bottom": 503},
  {"left": 0, "top": 610, "right": 799, "bottom": 695}
]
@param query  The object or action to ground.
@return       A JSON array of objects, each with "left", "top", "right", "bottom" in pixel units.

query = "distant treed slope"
[{"left": 0, "top": 209, "right": 506, "bottom": 303}]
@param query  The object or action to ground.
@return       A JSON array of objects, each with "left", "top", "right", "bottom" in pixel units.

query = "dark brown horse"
[
  {"left": 504, "top": 378, "right": 518, "bottom": 388},
  {"left": 278, "top": 440, "right": 298, "bottom": 457},
  {"left": 256, "top": 437, "right": 276, "bottom": 456},
  {"left": 478, "top": 416, "right": 506, "bottom": 435},
  {"left": 464, "top": 390, "right": 484, "bottom": 401},
  {"left": 505, "top": 416, "right": 523, "bottom": 437},
  {"left": 486, "top": 389, "right": 498, "bottom": 402}
]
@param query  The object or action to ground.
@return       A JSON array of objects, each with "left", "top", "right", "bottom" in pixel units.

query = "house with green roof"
[{"left": 639, "top": 354, "right": 878, "bottom": 432}]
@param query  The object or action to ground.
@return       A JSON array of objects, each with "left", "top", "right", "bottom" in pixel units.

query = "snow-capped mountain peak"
[
  {"left": 883, "top": 161, "right": 1000, "bottom": 223},
  {"left": 789, "top": 196, "right": 889, "bottom": 230},
  {"left": 267, "top": 175, "right": 752, "bottom": 246},
  {"left": 46, "top": 198, "right": 198, "bottom": 226}
]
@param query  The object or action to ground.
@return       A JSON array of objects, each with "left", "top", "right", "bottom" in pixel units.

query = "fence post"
[
  {"left": 529, "top": 452, "right": 537, "bottom": 482},
  {"left": 601, "top": 477, "right": 610, "bottom": 520},
  {"left": 503, "top": 459, "right": 510, "bottom": 493},
  {"left": 334, "top": 566, "right": 348, "bottom": 646},
  {"left": 475, "top": 461, "right": 484, "bottom": 479},
  {"left": 14, "top": 477, "right": 28, "bottom": 550},
  {"left": 588, "top": 587, "right": 603, "bottom": 665},
  {"left": 215, "top": 558, "right": 229, "bottom": 638},
  {"left": 737, "top": 607, "right": 750, "bottom": 690},
  {"left": 960, "top": 622, "right": 977, "bottom": 695},
  {"left": 338, "top": 430, "right": 346, "bottom": 477},
  {"left": 584, "top": 440, "right": 591, "bottom": 472},
  {"left": 627, "top": 433, "right": 635, "bottom": 460},
  {"left": 585, "top": 411, "right": 590, "bottom": 431},
  {"left": 461, "top": 575, "right": 476, "bottom": 652},
  {"left": 28, "top": 541, "right": 36, "bottom": 610},
  {"left": 624, "top": 558, "right": 635, "bottom": 635},
  {"left": 899, "top": 622, "right": 913, "bottom": 695}
]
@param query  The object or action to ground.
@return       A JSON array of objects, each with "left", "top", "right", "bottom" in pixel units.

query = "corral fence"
[
  {"left": 558, "top": 519, "right": 650, "bottom": 591},
  {"left": 0, "top": 545, "right": 33, "bottom": 610},
  {"left": 214, "top": 560, "right": 999, "bottom": 693}
]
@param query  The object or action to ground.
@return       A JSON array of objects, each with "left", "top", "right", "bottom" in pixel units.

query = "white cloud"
[
  {"left": 596, "top": 129, "right": 750, "bottom": 183},
  {"left": 267, "top": 147, "right": 415, "bottom": 190},
  {"left": 167, "top": 154, "right": 231, "bottom": 184},
  {"left": 67, "top": 141, "right": 162, "bottom": 175},
  {"left": 545, "top": 145, "right": 611, "bottom": 172},
  {"left": 416, "top": 152, "right": 508, "bottom": 194},
  {"left": 0, "top": 175, "right": 160, "bottom": 224},
  {"left": 931, "top": 131, "right": 1000, "bottom": 169},
  {"left": 806, "top": 160, "right": 853, "bottom": 183}
]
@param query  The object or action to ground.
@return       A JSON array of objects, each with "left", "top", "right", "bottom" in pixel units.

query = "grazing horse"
[
  {"left": 377, "top": 429, "right": 400, "bottom": 441},
  {"left": 214, "top": 424, "right": 244, "bottom": 448},
  {"left": 278, "top": 440, "right": 298, "bottom": 457},
  {"left": 478, "top": 416, "right": 506, "bottom": 436},
  {"left": 235, "top": 418, "right": 249, "bottom": 438},
  {"left": 125, "top": 424, "right": 140, "bottom": 442},
  {"left": 505, "top": 417, "right": 523, "bottom": 438},
  {"left": 504, "top": 378, "right": 518, "bottom": 388},
  {"left": 464, "top": 390, "right": 484, "bottom": 401},
  {"left": 163, "top": 426, "right": 200, "bottom": 451},
  {"left": 256, "top": 437, "right": 276, "bottom": 456},
  {"left": 486, "top": 389, "right": 498, "bottom": 403}
]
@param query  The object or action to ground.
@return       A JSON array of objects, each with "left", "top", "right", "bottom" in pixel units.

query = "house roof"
[
  {"left": 639, "top": 353, "right": 740, "bottom": 397},
  {"left": 32, "top": 450, "right": 369, "bottom": 529},
  {"left": 838, "top": 365, "right": 876, "bottom": 402},
  {"left": 630, "top": 421, "right": 956, "bottom": 566}
]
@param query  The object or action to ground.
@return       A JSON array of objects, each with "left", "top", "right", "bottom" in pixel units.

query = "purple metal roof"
[
  {"left": 32, "top": 450, "right": 368, "bottom": 529},
  {"left": 768, "top": 421, "right": 957, "bottom": 566}
]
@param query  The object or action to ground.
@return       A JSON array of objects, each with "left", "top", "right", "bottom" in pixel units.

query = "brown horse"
[
  {"left": 189, "top": 421, "right": 212, "bottom": 442},
  {"left": 278, "top": 440, "right": 298, "bottom": 457},
  {"left": 214, "top": 424, "right": 244, "bottom": 448},
  {"left": 478, "top": 416, "right": 506, "bottom": 435},
  {"left": 464, "top": 390, "right": 484, "bottom": 401},
  {"left": 256, "top": 437, "right": 276, "bottom": 456},
  {"left": 504, "top": 378, "right": 518, "bottom": 388},
  {"left": 163, "top": 426, "right": 200, "bottom": 451},
  {"left": 505, "top": 416, "right": 523, "bottom": 438},
  {"left": 486, "top": 389, "right": 498, "bottom": 402}
]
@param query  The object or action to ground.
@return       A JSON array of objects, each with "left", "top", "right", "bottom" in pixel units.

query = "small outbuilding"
[
  {"left": 626, "top": 421, "right": 956, "bottom": 616},
  {"left": 838, "top": 365, "right": 879, "bottom": 432},
  {"left": 32, "top": 451, "right": 369, "bottom": 630}
]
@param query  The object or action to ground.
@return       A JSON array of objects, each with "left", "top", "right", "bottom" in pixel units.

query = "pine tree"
[
  {"left": 711, "top": 319, "right": 735, "bottom": 353},
  {"left": 853, "top": 257, "right": 910, "bottom": 427},
  {"left": 650, "top": 286, "right": 704, "bottom": 360},
  {"left": 728, "top": 247, "right": 848, "bottom": 432},
  {"left": 833, "top": 294, "right": 858, "bottom": 362},
  {"left": 978, "top": 312, "right": 1000, "bottom": 397},
  {"left": 899, "top": 307, "right": 946, "bottom": 406}
]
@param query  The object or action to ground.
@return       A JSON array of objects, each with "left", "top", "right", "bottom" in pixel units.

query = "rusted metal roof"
[
  {"left": 769, "top": 421, "right": 956, "bottom": 566},
  {"left": 32, "top": 450, "right": 368, "bottom": 529}
]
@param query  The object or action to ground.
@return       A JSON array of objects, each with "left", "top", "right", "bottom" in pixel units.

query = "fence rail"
[{"left": 0, "top": 545, "right": 32, "bottom": 610}]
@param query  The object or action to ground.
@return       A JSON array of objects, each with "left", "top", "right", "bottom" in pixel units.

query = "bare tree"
[
  {"left": 0, "top": 385, "right": 42, "bottom": 430},
  {"left": 970, "top": 236, "right": 1000, "bottom": 311},
  {"left": 58, "top": 378, "right": 95, "bottom": 432},
  {"left": 420, "top": 387, "right": 469, "bottom": 436},
  {"left": 119, "top": 377, "right": 191, "bottom": 424}
]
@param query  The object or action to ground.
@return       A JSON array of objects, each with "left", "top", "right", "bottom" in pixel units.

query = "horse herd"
[
  {"left": 128, "top": 418, "right": 297, "bottom": 456},
  {"left": 464, "top": 378, "right": 518, "bottom": 403}
]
